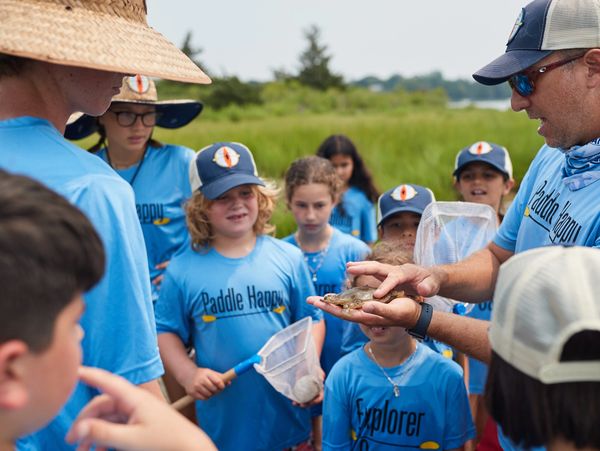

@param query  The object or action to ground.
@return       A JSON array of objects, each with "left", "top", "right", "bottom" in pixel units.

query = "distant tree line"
[{"left": 159, "top": 27, "right": 509, "bottom": 111}]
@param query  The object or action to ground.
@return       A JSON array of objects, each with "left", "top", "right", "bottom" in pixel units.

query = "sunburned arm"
[{"left": 436, "top": 242, "right": 513, "bottom": 302}]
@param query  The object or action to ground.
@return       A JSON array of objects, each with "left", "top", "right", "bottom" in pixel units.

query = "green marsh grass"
[{"left": 75, "top": 107, "right": 543, "bottom": 237}]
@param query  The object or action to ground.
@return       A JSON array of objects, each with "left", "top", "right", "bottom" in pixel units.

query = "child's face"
[
  {"left": 329, "top": 154, "right": 353, "bottom": 185},
  {"left": 99, "top": 103, "right": 155, "bottom": 155},
  {"left": 454, "top": 162, "right": 514, "bottom": 213},
  {"left": 289, "top": 183, "right": 335, "bottom": 238},
  {"left": 355, "top": 275, "right": 409, "bottom": 344},
  {"left": 206, "top": 185, "right": 259, "bottom": 240},
  {"left": 18, "top": 296, "right": 85, "bottom": 436},
  {"left": 380, "top": 211, "right": 421, "bottom": 252}
]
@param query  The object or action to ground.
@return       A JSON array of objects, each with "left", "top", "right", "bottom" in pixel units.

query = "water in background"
[{"left": 448, "top": 99, "right": 511, "bottom": 111}]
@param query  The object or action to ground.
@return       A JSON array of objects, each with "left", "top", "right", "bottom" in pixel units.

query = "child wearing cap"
[
  {"left": 316, "top": 135, "right": 379, "bottom": 244},
  {"left": 283, "top": 156, "right": 371, "bottom": 449},
  {"left": 453, "top": 141, "right": 514, "bottom": 446},
  {"left": 322, "top": 243, "right": 475, "bottom": 451},
  {"left": 486, "top": 246, "right": 600, "bottom": 451},
  {"left": 154, "top": 142, "right": 325, "bottom": 451},
  {"left": 66, "top": 75, "right": 203, "bottom": 304},
  {"left": 342, "top": 184, "right": 456, "bottom": 360}
]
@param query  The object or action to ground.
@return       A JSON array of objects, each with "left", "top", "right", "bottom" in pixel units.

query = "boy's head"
[
  {"left": 0, "top": 170, "right": 104, "bottom": 440},
  {"left": 377, "top": 184, "right": 435, "bottom": 250},
  {"left": 356, "top": 242, "right": 414, "bottom": 344},
  {"left": 454, "top": 142, "right": 514, "bottom": 213},
  {"left": 486, "top": 246, "right": 600, "bottom": 449},
  {"left": 187, "top": 142, "right": 277, "bottom": 249}
]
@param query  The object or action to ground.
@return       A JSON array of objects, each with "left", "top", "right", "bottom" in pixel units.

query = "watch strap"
[{"left": 407, "top": 302, "right": 433, "bottom": 340}]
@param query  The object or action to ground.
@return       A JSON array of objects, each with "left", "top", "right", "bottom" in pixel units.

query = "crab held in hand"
[{"left": 322, "top": 286, "right": 422, "bottom": 310}]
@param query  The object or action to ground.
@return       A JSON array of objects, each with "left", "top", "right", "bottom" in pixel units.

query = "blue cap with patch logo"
[
  {"left": 473, "top": 0, "right": 600, "bottom": 85},
  {"left": 377, "top": 184, "right": 435, "bottom": 226},
  {"left": 189, "top": 142, "right": 265, "bottom": 200},
  {"left": 454, "top": 141, "right": 513, "bottom": 179}
]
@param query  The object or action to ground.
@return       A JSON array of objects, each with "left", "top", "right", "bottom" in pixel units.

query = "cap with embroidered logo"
[
  {"left": 473, "top": 0, "right": 600, "bottom": 85},
  {"left": 377, "top": 184, "right": 435, "bottom": 226},
  {"left": 490, "top": 246, "right": 600, "bottom": 384},
  {"left": 454, "top": 141, "right": 513, "bottom": 179},
  {"left": 189, "top": 142, "right": 265, "bottom": 200}
]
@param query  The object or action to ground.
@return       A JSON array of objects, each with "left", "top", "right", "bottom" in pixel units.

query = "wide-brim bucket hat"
[
  {"left": 0, "top": 0, "right": 210, "bottom": 84},
  {"left": 65, "top": 75, "right": 203, "bottom": 140}
]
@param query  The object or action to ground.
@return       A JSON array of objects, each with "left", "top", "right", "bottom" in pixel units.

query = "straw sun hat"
[
  {"left": 65, "top": 75, "right": 203, "bottom": 140},
  {"left": 0, "top": 0, "right": 210, "bottom": 84}
]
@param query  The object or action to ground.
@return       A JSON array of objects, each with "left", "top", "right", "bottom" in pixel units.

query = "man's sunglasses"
[{"left": 508, "top": 53, "right": 586, "bottom": 97}]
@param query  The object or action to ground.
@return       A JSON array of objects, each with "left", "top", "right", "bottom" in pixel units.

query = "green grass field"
[{"left": 75, "top": 107, "right": 544, "bottom": 237}]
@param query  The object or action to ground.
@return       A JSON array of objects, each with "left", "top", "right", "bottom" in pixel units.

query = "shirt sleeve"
[
  {"left": 443, "top": 368, "right": 476, "bottom": 449},
  {"left": 322, "top": 367, "right": 353, "bottom": 450},
  {"left": 155, "top": 268, "right": 192, "bottom": 345}
]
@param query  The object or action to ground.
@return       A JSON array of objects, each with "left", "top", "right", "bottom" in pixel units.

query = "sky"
[{"left": 147, "top": 0, "right": 528, "bottom": 82}]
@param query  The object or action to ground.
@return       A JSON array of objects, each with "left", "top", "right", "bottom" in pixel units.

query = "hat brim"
[
  {"left": 472, "top": 49, "right": 552, "bottom": 85},
  {"left": 64, "top": 100, "right": 203, "bottom": 140},
  {"left": 378, "top": 206, "right": 424, "bottom": 226},
  {"left": 0, "top": 0, "right": 211, "bottom": 84},
  {"left": 201, "top": 174, "right": 266, "bottom": 200},
  {"left": 453, "top": 160, "right": 510, "bottom": 178}
]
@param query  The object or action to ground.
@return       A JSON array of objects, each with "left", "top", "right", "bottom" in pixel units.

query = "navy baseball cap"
[
  {"left": 377, "top": 184, "right": 435, "bottom": 226},
  {"left": 454, "top": 141, "right": 513, "bottom": 179},
  {"left": 473, "top": 0, "right": 600, "bottom": 85},
  {"left": 190, "top": 142, "right": 265, "bottom": 200}
]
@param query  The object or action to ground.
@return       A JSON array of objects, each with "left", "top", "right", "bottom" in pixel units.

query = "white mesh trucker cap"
[{"left": 490, "top": 246, "right": 600, "bottom": 384}]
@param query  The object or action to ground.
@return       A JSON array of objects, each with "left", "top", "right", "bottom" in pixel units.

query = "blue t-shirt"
[
  {"left": 155, "top": 235, "right": 322, "bottom": 451},
  {"left": 0, "top": 117, "right": 163, "bottom": 451},
  {"left": 323, "top": 343, "right": 475, "bottom": 450},
  {"left": 330, "top": 186, "right": 377, "bottom": 243},
  {"left": 466, "top": 300, "right": 493, "bottom": 395},
  {"left": 283, "top": 228, "right": 370, "bottom": 374},
  {"left": 95, "top": 144, "right": 194, "bottom": 301},
  {"left": 495, "top": 145, "right": 600, "bottom": 252}
]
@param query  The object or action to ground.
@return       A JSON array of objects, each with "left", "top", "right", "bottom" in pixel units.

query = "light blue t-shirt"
[
  {"left": 330, "top": 186, "right": 377, "bottom": 243},
  {"left": 155, "top": 235, "right": 322, "bottom": 451},
  {"left": 95, "top": 144, "right": 194, "bottom": 301},
  {"left": 323, "top": 343, "right": 475, "bottom": 450},
  {"left": 466, "top": 300, "right": 493, "bottom": 395},
  {"left": 495, "top": 145, "right": 600, "bottom": 252},
  {"left": 0, "top": 117, "right": 163, "bottom": 451},
  {"left": 283, "top": 228, "right": 370, "bottom": 374}
]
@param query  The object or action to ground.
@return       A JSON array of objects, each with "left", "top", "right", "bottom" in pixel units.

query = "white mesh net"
[
  {"left": 254, "top": 317, "right": 322, "bottom": 403},
  {"left": 414, "top": 201, "right": 498, "bottom": 313}
]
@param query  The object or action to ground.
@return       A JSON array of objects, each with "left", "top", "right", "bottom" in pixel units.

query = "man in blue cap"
[{"left": 309, "top": 1, "right": 600, "bottom": 447}]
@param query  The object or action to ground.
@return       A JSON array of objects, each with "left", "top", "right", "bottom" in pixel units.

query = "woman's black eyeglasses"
[
  {"left": 110, "top": 110, "right": 158, "bottom": 127},
  {"left": 508, "top": 53, "right": 586, "bottom": 97}
]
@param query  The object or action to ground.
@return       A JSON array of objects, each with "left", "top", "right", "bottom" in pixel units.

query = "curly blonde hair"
[
  {"left": 186, "top": 182, "right": 279, "bottom": 251},
  {"left": 284, "top": 156, "right": 343, "bottom": 203}
]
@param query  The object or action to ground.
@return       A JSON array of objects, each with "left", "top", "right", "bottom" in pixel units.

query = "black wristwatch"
[{"left": 407, "top": 302, "right": 433, "bottom": 340}]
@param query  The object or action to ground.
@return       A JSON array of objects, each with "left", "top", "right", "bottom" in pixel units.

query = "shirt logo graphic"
[
  {"left": 469, "top": 141, "right": 493, "bottom": 156},
  {"left": 391, "top": 184, "right": 417, "bottom": 202},
  {"left": 126, "top": 74, "right": 150, "bottom": 94},
  {"left": 213, "top": 146, "right": 240, "bottom": 168}
]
